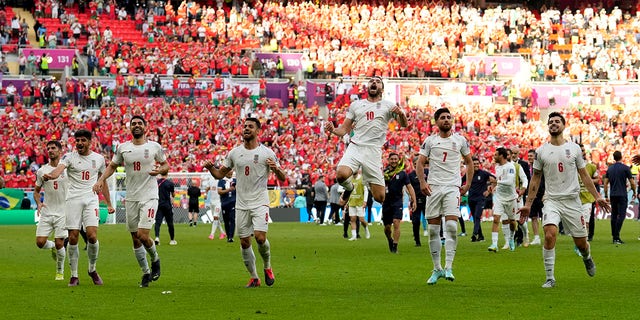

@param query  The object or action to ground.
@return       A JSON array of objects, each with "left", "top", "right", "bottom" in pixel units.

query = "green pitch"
[{"left": 1, "top": 221, "right": 639, "bottom": 319}]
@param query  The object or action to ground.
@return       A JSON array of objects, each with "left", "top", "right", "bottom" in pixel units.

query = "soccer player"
[
  {"left": 324, "top": 76, "right": 408, "bottom": 206},
  {"left": 204, "top": 117, "right": 287, "bottom": 288},
  {"left": 34, "top": 140, "right": 68, "bottom": 280},
  {"left": 382, "top": 153, "right": 416, "bottom": 253},
  {"left": 44, "top": 129, "right": 115, "bottom": 287},
  {"left": 416, "top": 108, "right": 473, "bottom": 285},
  {"left": 518, "top": 112, "right": 610, "bottom": 288},
  {"left": 94, "top": 115, "right": 169, "bottom": 288},
  {"left": 207, "top": 175, "right": 226, "bottom": 240},
  {"left": 487, "top": 147, "right": 518, "bottom": 253}
]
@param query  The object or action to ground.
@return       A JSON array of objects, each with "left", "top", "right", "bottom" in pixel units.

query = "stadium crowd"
[{"left": 3, "top": 0, "right": 640, "bottom": 190}]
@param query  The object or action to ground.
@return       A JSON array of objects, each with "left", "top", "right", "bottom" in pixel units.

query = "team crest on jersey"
[
  {"left": 452, "top": 142, "right": 457, "bottom": 150},
  {"left": 254, "top": 154, "right": 259, "bottom": 163},
  {"left": 92, "top": 160, "right": 96, "bottom": 169},
  {"left": 144, "top": 149, "right": 149, "bottom": 159},
  {"left": 565, "top": 149, "right": 571, "bottom": 159},
  {"left": 376, "top": 102, "right": 381, "bottom": 109}
]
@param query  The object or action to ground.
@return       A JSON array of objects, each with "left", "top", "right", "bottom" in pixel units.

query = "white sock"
[
  {"left": 521, "top": 222, "right": 529, "bottom": 241},
  {"left": 351, "top": 229, "right": 356, "bottom": 239},
  {"left": 543, "top": 247, "right": 556, "bottom": 281},
  {"left": 580, "top": 242, "right": 592, "bottom": 260},
  {"left": 339, "top": 177, "right": 354, "bottom": 192},
  {"left": 242, "top": 246, "right": 259, "bottom": 278},
  {"left": 87, "top": 241, "right": 99, "bottom": 273},
  {"left": 258, "top": 240, "right": 271, "bottom": 269},
  {"left": 134, "top": 246, "right": 150, "bottom": 274},
  {"left": 56, "top": 247, "right": 66, "bottom": 273},
  {"left": 428, "top": 224, "right": 442, "bottom": 270},
  {"left": 68, "top": 244, "right": 79, "bottom": 277},
  {"left": 534, "top": 234, "right": 540, "bottom": 241},
  {"left": 502, "top": 224, "right": 511, "bottom": 243},
  {"left": 492, "top": 232, "right": 499, "bottom": 246},
  {"left": 211, "top": 220, "right": 219, "bottom": 235},
  {"left": 145, "top": 242, "right": 159, "bottom": 262},
  {"left": 444, "top": 220, "right": 457, "bottom": 269},
  {"left": 42, "top": 240, "right": 55, "bottom": 249}
]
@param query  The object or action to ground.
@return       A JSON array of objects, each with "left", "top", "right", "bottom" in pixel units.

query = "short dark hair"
[
  {"left": 434, "top": 108, "right": 451, "bottom": 120},
  {"left": 46, "top": 140, "right": 62, "bottom": 149},
  {"left": 370, "top": 76, "right": 384, "bottom": 88},
  {"left": 613, "top": 150, "right": 622, "bottom": 161},
  {"left": 388, "top": 152, "right": 399, "bottom": 159},
  {"left": 245, "top": 117, "right": 261, "bottom": 129},
  {"left": 74, "top": 129, "right": 92, "bottom": 140},
  {"left": 131, "top": 115, "right": 146, "bottom": 126},
  {"left": 496, "top": 147, "right": 509, "bottom": 159},
  {"left": 472, "top": 157, "right": 479, "bottom": 162},
  {"left": 547, "top": 112, "right": 566, "bottom": 125}
]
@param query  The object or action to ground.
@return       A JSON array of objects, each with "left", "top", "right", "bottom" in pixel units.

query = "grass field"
[{"left": 1, "top": 220, "right": 639, "bottom": 320}]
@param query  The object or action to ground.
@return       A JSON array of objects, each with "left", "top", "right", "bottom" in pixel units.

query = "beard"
[{"left": 132, "top": 132, "right": 144, "bottom": 139}]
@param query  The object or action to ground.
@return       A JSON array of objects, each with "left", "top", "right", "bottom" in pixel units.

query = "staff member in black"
[
  {"left": 218, "top": 171, "right": 237, "bottom": 243},
  {"left": 468, "top": 158, "right": 495, "bottom": 242},
  {"left": 382, "top": 153, "right": 416, "bottom": 253},
  {"left": 155, "top": 173, "right": 177, "bottom": 245},
  {"left": 604, "top": 150, "right": 636, "bottom": 244},
  {"left": 408, "top": 157, "right": 429, "bottom": 247}
]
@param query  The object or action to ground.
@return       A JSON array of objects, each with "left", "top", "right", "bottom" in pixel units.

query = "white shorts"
[
  {"left": 424, "top": 185, "right": 460, "bottom": 219},
  {"left": 337, "top": 143, "right": 384, "bottom": 187},
  {"left": 348, "top": 206, "right": 365, "bottom": 217},
  {"left": 542, "top": 197, "right": 587, "bottom": 238},
  {"left": 494, "top": 198, "right": 518, "bottom": 221},
  {"left": 66, "top": 196, "right": 100, "bottom": 229},
  {"left": 210, "top": 201, "right": 221, "bottom": 218},
  {"left": 581, "top": 203, "right": 593, "bottom": 224},
  {"left": 36, "top": 214, "right": 68, "bottom": 238},
  {"left": 236, "top": 206, "right": 269, "bottom": 238},
  {"left": 125, "top": 199, "right": 158, "bottom": 232}
]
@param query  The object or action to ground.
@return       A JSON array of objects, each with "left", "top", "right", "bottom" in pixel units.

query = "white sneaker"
[
  {"left": 154, "top": 237, "right": 160, "bottom": 245},
  {"left": 502, "top": 243, "right": 510, "bottom": 250},
  {"left": 348, "top": 237, "right": 357, "bottom": 241},
  {"left": 365, "top": 228, "right": 371, "bottom": 239},
  {"left": 531, "top": 238, "right": 541, "bottom": 245},
  {"left": 169, "top": 240, "right": 177, "bottom": 245},
  {"left": 423, "top": 230, "right": 428, "bottom": 237}
]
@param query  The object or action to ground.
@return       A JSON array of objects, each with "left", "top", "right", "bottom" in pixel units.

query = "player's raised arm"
[{"left": 204, "top": 160, "right": 231, "bottom": 180}]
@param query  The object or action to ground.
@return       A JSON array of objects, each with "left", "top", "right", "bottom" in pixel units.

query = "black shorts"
[
  {"left": 484, "top": 198, "right": 493, "bottom": 210},
  {"left": 188, "top": 202, "right": 199, "bottom": 213},
  {"left": 382, "top": 206, "right": 403, "bottom": 225},
  {"left": 530, "top": 198, "right": 544, "bottom": 218}
]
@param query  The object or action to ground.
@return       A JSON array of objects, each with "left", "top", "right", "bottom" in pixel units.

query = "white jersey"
[
  {"left": 419, "top": 133, "right": 470, "bottom": 187},
  {"left": 204, "top": 176, "right": 221, "bottom": 203},
  {"left": 223, "top": 144, "right": 278, "bottom": 210},
  {"left": 60, "top": 151, "right": 106, "bottom": 200},
  {"left": 346, "top": 99, "right": 396, "bottom": 147},
  {"left": 112, "top": 140, "right": 166, "bottom": 201},
  {"left": 35, "top": 164, "right": 68, "bottom": 216},
  {"left": 494, "top": 162, "right": 518, "bottom": 201},
  {"left": 533, "top": 141, "right": 585, "bottom": 200}
]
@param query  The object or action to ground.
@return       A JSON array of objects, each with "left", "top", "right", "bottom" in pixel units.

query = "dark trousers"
[
  {"left": 314, "top": 201, "right": 327, "bottom": 223},
  {"left": 609, "top": 196, "right": 627, "bottom": 240},
  {"left": 328, "top": 203, "right": 341, "bottom": 223},
  {"left": 343, "top": 208, "right": 360, "bottom": 237},
  {"left": 306, "top": 201, "right": 315, "bottom": 221},
  {"left": 588, "top": 202, "right": 596, "bottom": 240},
  {"left": 155, "top": 205, "right": 175, "bottom": 240},
  {"left": 411, "top": 202, "right": 425, "bottom": 245},
  {"left": 469, "top": 199, "right": 486, "bottom": 238},
  {"left": 221, "top": 204, "right": 236, "bottom": 239}
]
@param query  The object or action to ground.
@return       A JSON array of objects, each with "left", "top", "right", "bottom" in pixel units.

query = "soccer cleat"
[
  {"left": 502, "top": 243, "right": 510, "bottom": 250},
  {"left": 613, "top": 239, "right": 625, "bottom": 244},
  {"left": 220, "top": 233, "right": 226, "bottom": 240},
  {"left": 245, "top": 278, "right": 261, "bottom": 288},
  {"left": 169, "top": 240, "right": 177, "bottom": 246},
  {"left": 208, "top": 234, "right": 214, "bottom": 240},
  {"left": 51, "top": 248, "right": 57, "bottom": 261},
  {"left": 55, "top": 273, "right": 64, "bottom": 281},
  {"left": 88, "top": 271, "right": 103, "bottom": 285},
  {"left": 227, "top": 238, "right": 234, "bottom": 243},
  {"left": 509, "top": 239, "right": 516, "bottom": 251},
  {"left": 531, "top": 238, "right": 541, "bottom": 245},
  {"left": 348, "top": 236, "right": 357, "bottom": 241},
  {"left": 151, "top": 259, "right": 161, "bottom": 281},
  {"left": 574, "top": 246, "right": 582, "bottom": 257},
  {"left": 458, "top": 232, "right": 467, "bottom": 237},
  {"left": 264, "top": 268, "right": 275, "bottom": 286},
  {"left": 68, "top": 276, "right": 79, "bottom": 287},
  {"left": 444, "top": 268, "right": 455, "bottom": 281},
  {"left": 541, "top": 279, "right": 556, "bottom": 288},
  {"left": 154, "top": 237, "right": 160, "bottom": 245},
  {"left": 487, "top": 244, "right": 498, "bottom": 252},
  {"left": 140, "top": 273, "right": 152, "bottom": 288},
  {"left": 583, "top": 257, "right": 596, "bottom": 277},
  {"left": 365, "top": 228, "right": 370, "bottom": 239},
  {"left": 427, "top": 269, "right": 445, "bottom": 285}
]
